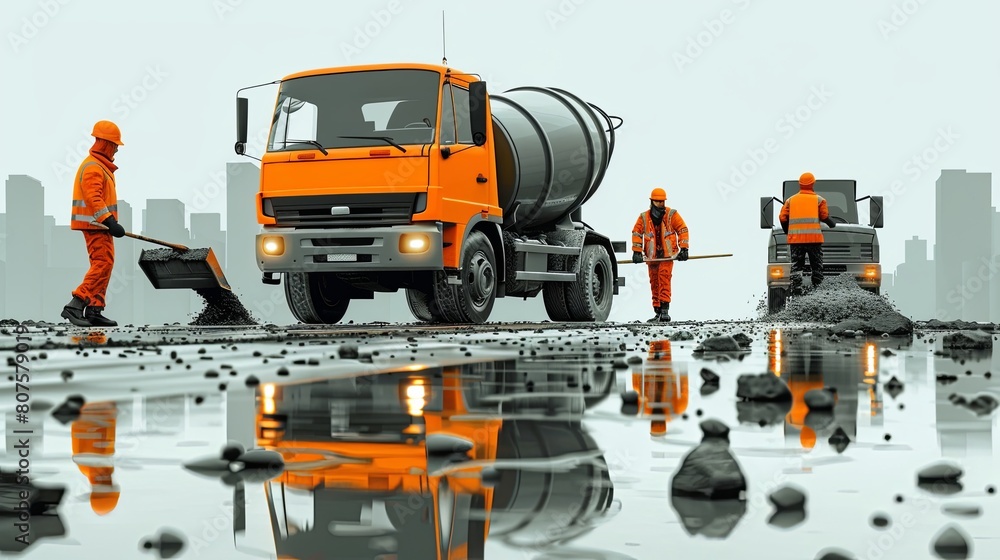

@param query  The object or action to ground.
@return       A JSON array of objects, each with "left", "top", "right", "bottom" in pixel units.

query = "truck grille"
[
  {"left": 775, "top": 243, "right": 874, "bottom": 261},
  {"left": 267, "top": 193, "right": 418, "bottom": 227}
]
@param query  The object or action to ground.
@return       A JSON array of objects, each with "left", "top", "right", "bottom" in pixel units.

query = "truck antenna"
[{"left": 441, "top": 11, "right": 447, "bottom": 66}]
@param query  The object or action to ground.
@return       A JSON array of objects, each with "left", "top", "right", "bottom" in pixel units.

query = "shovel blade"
[{"left": 138, "top": 247, "right": 232, "bottom": 291}]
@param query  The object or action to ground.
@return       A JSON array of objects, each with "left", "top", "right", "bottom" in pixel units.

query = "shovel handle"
[{"left": 90, "top": 221, "right": 189, "bottom": 252}]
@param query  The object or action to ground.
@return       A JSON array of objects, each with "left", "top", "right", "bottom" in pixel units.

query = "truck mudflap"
[
  {"left": 255, "top": 223, "right": 444, "bottom": 273},
  {"left": 766, "top": 262, "right": 880, "bottom": 289}
]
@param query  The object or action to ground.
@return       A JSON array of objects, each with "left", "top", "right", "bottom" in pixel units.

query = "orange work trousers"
[
  {"left": 73, "top": 230, "right": 115, "bottom": 308},
  {"left": 647, "top": 260, "right": 674, "bottom": 306}
]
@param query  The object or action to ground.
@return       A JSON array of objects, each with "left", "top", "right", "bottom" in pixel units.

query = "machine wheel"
[
  {"left": 565, "top": 244, "right": 614, "bottom": 322},
  {"left": 767, "top": 287, "right": 787, "bottom": 315},
  {"left": 405, "top": 288, "right": 438, "bottom": 322},
  {"left": 284, "top": 272, "right": 350, "bottom": 324},
  {"left": 432, "top": 231, "right": 497, "bottom": 324},
  {"left": 543, "top": 254, "right": 572, "bottom": 322}
]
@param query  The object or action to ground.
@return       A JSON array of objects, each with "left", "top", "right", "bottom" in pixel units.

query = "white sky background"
[{"left": 1, "top": 0, "right": 999, "bottom": 321}]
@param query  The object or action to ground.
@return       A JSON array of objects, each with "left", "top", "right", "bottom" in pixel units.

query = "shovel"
[
  {"left": 617, "top": 253, "right": 733, "bottom": 264},
  {"left": 91, "top": 221, "right": 232, "bottom": 291}
]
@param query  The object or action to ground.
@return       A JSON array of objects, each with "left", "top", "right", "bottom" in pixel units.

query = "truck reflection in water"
[
  {"left": 253, "top": 352, "right": 619, "bottom": 559},
  {"left": 765, "top": 329, "right": 878, "bottom": 452}
]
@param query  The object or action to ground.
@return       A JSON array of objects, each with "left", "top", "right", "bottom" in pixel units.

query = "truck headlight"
[
  {"left": 262, "top": 236, "right": 284, "bottom": 256},
  {"left": 864, "top": 265, "right": 880, "bottom": 278},
  {"left": 400, "top": 233, "right": 430, "bottom": 254},
  {"left": 769, "top": 266, "right": 785, "bottom": 278}
]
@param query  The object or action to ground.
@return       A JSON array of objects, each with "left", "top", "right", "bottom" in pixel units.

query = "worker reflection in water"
[
  {"left": 634, "top": 340, "right": 688, "bottom": 435},
  {"left": 71, "top": 401, "right": 120, "bottom": 516},
  {"left": 61, "top": 120, "right": 126, "bottom": 328},
  {"left": 631, "top": 188, "right": 689, "bottom": 322},
  {"left": 778, "top": 172, "right": 836, "bottom": 296}
]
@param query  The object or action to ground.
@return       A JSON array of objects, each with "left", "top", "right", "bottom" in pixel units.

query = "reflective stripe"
[
  {"left": 72, "top": 199, "right": 87, "bottom": 207},
  {"left": 792, "top": 228, "right": 822, "bottom": 235},
  {"left": 94, "top": 207, "right": 111, "bottom": 219},
  {"left": 72, "top": 214, "right": 96, "bottom": 223},
  {"left": 789, "top": 217, "right": 818, "bottom": 224},
  {"left": 108, "top": 204, "right": 117, "bottom": 211}
]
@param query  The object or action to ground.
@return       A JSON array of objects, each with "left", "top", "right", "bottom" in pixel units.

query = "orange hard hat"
[
  {"left": 649, "top": 188, "right": 666, "bottom": 202},
  {"left": 799, "top": 172, "right": 815, "bottom": 187},
  {"left": 92, "top": 120, "right": 124, "bottom": 146}
]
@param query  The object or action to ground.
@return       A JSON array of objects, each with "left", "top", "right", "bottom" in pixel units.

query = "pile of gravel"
[
  {"left": 762, "top": 274, "right": 904, "bottom": 323},
  {"left": 191, "top": 288, "right": 258, "bottom": 326}
]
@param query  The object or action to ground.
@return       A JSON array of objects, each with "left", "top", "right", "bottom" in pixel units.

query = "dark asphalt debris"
[
  {"left": 932, "top": 525, "right": 971, "bottom": 559},
  {"left": 140, "top": 529, "right": 185, "bottom": 559},
  {"left": 942, "top": 330, "right": 992, "bottom": 350},
  {"left": 885, "top": 376, "right": 904, "bottom": 399},
  {"left": 737, "top": 373, "right": 792, "bottom": 402},
  {"left": 671, "top": 419, "right": 746, "bottom": 500},
  {"left": 190, "top": 288, "right": 258, "bottom": 326},
  {"left": 948, "top": 393, "right": 998, "bottom": 416},
  {"left": 870, "top": 513, "right": 890, "bottom": 528}
]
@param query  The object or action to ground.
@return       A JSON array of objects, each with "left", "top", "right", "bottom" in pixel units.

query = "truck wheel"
[
  {"left": 565, "top": 244, "right": 614, "bottom": 322},
  {"left": 405, "top": 288, "right": 438, "bottom": 322},
  {"left": 543, "top": 255, "right": 571, "bottom": 322},
  {"left": 284, "top": 272, "right": 350, "bottom": 324},
  {"left": 433, "top": 231, "right": 497, "bottom": 324},
  {"left": 767, "top": 287, "right": 787, "bottom": 315}
]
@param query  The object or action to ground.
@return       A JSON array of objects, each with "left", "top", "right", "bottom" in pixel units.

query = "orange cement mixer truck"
[{"left": 236, "top": 62, "right": 625, "bottom": 324}]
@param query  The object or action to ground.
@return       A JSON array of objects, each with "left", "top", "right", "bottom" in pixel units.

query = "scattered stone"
[
  {"left": 941, "top": 505, "right": 981, "bottom": 518},
  {"left": 921, "top": 319, "right": 991, "bottom": 330},
  {"left": 51, "top": 395, "right": 85, "bottom": 425},
  {"left": 669, "top": 330, "right": 694, "bottom": 341},
  {"left": 700, "top": 419, "right": 729, "bottom": 440},
  {"left": 932, "top": 525, "right": 971, "bottom": 559},
  {"left": 732, "top": 332, "right": 752, "bottom": 347},
  {"left": 190, "top": 287, "right": 258, "bottom": 326},
  {"left": 276, "top": 367, "right": 289, "bottom": 377},
  {"left": 626, "top": 355, "right": 643, "bottom": 365},
  {"left": 613, "top": 358, "right": 629, "bottom": 369},
  {"left": 948, "top": 393, "right": 998, "bottom": 416},
  {"left": 60, "top": 370, "right": 73, "bottom": 382},
  {"left": 942, "top": 330, "right": 992, "bottom": 350},
  {"left": 884, "top": 376, "right": 904, "bottom": 399},
  {"left": 936, "top": 374, "right": 958, "bottom": 384},
  {"left": 828, "top": 427, "right": 851, "bottom": 454},
  {"left": 804, "top": 389, "right": 835, "bottom": 411},
  {"left": 768, "top": 485, "right": 806, "bottom": 510},
  {"left": 737, "top": 373, "right": 792, "bottom": 402},
  {"left": 814, "top": 549, "right": 856, "bottom": 560},
  {"left": 693, "top": 335, "right": 742, "bottom": 353},
  {"left": 670, "top": 496, "right": 746, "bottom": 539},
  {"left": 337, "top": 344, "right": 359, "bottom": 359},
  {"left": 700, "top": 368, "right": 720, "bottom": 385},
  {"left": 871, "top": 513, "right": 890, "bottom": 528},
  {"left": 671, "top": 418, "right": 746, "bottom": 499},
  {"left": 244, "top": 375, "right": 260, "bottom": 387},
  {"left": 621, "top": 391, "right": 639, "bottom": 405},
  {"left": 737, "top": 401, "right": 790, "bottom": 427},
  {"left": 140, "top": 529, "right": 186, "bottom": 559},
  {"left": 918, "top": 462, "right": 963, "bottom": 484}
]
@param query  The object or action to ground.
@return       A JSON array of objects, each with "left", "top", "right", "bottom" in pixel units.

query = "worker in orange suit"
[
  {"left": 778, "top": 172, "right": 837, "bottom": 296},
  {"left": 62, "top": 120, "right": 126, "bottom": 328},
  {"left": 632, "top": 188, "right": 689, "bottom": 322},
  {"left": 71, "top": 401, "right": 120, "bottom": 516},
  {"left": 633, "top": 340, "right": 688, "bottom": 436}
]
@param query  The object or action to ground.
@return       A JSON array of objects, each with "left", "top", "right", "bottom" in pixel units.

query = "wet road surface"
[{"left": 1, "top": 322, "right": 998, "bottom": 559}]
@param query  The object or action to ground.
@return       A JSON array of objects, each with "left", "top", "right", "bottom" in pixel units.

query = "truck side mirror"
[
  {"left": 869, "top": 196, "right": 884, "bottom": 228},
  {"left": 469, "top": 81, "right": 488, "bottom": 146},
  {"left": 760, "top": 196, "right": 773, "bottom": 229},
  {"left": 235, "top": 97, "right": 249, "bottom": 155}
]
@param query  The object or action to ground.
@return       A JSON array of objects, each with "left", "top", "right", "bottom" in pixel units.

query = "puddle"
[{"left": 1, "top": 325, "right": 998, "bottom": 558}]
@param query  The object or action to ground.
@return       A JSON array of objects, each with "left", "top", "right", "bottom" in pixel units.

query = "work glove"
[
  {"left": 826, "top": 219, "right": 836, "bottom": 228},
  {"left": 102, "top": 215, "right": 126, "bottom": 238},
  {"left": 677, "top": 248, "right": 689, "bottom": 261},
  {"left": 632, "top": 251, "right": 644, "bottom": 264}
]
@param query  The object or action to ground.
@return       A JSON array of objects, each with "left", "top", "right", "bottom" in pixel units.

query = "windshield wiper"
[
  {"left": 338, "top": 135, "right": 407, "bottom": 153},
  {"left": 284, "top": 139, "right": 328, "bottom": 156}
]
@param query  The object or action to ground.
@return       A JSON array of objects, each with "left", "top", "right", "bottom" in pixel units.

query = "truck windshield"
[
  {"left": 268, "top": 69, "right": 440, "bottom": 152},
  {"left": 783, "top": 180, "right": 859, "bottom": 223}
]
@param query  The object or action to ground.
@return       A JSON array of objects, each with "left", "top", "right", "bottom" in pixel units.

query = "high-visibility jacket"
[
  {"left": 631, "top": 208, "right": 689, "bottom": 260},
  {"left": 778, "top": 184, "right": 829, "bottom": 244},
  {"left": 72, "top": 402, "right": 120, "bottom": 515},
  {"left": 71, "top": 151, "right": 118, "bottom": 230}
]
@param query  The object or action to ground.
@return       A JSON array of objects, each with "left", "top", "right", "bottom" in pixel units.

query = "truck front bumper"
[
  {"left": 766, "top": 263, "right": 881, "bottom": 288},
  {"left": 256, "top": 223, "right": 444, "bottom": 273}
]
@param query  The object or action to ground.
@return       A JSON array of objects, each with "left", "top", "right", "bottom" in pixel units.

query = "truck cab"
[{"left": 760, "top": 180, "right": 884, "bottom": 313}]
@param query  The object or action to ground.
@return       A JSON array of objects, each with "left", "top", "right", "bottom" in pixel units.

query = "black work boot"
[
  {"left": 658, "top": 302, "right": 671, "bottom": 322},
  {"left": 61, "top": 296, "right": 92, "bottom": 327},
  {"left": 646, "top": 307, "right": 661, "bottom": 323},
  {"left": 85, "top": 306, "right": 118, "bottom": 327}
]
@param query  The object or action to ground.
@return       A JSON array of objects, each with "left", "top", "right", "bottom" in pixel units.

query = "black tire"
[
  {"left": 432, "top": 231, "right": 497, "bottom": 324},
  {"left": 405, "top": 288, "right": 437, "bottom": 322},
  {"left": 767, "top": 287, "right": 787, "bottom": 315},
  {"left": 565, "top": 244, "right": 614, "bottom": 322},
  {"left": 284, "top": 272, "right": 350, "bottom": 324},
  {"left": 543, "top": 254, "right": 571, "bottom": 321}
]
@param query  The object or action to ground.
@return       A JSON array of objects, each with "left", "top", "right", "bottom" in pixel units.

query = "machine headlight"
[
  {"left": 399, "top": 233, "right": 430, "bottom": 254},
  {"left": 262, "top": 236, "right": 285, "bottom": 256}
]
